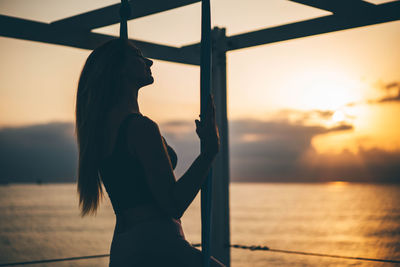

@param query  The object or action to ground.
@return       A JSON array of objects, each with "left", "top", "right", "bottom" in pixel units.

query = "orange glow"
[
  {"left": 327, "top": 181, "right": 350, "bottom": 186},
  {"left": 287, "top": 67, "right": 364, "bottom": 111},
  {"left": 0, "top": 2, "right": 399, "bottom": 172},
  {"left": 313, "top": 103, "right": 400, "bottom": 153}
]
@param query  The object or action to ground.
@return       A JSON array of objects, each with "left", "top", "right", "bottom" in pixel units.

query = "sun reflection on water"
[{"left": 328, "top": 181, "right": 350, "bottom": 186}]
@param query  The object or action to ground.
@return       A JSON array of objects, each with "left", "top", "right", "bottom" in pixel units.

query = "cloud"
[
  {"left": 299, "top": 147, "right": 400, "bottom": 183},
  {"left": 273, "top": 109, "right": 355, "bottom": 127},
  {"left": 375, "top": 82, "right": 400, "bottom": 103},
  {"left": 226, "top": 119, "right": 355, "bottom": 182},
  {"left": 274, "top": 109, "right": 335, "bottom": 123},
  {"left": 386, "top": 82, "right": 400, "bottom": 89},
  {"left": 162, "top": 118, "right": 398, "bottom": 183},
  {"left": 0, "top": 118, "right": 398, "bottom": 183},
  {"left": 366, "top": 81, "right": 400, "bottom": 104},
  {"left": 0, "top": 122, "right": 77, "bottom": 183},
  {"left": 344, "top": 81, "right": 400, "bottom": 107},
  {"left": 162, "top": 118, "right": 360, "bottom": 182}
]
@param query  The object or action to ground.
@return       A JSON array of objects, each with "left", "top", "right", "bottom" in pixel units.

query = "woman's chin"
[{"left": 139, "top": 77, "right": 154, "bottom": 87}]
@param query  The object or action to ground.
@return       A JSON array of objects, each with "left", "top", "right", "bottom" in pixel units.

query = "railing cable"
[
  {"left": 198, "top": 244, "right": 400, "bottom": 264},
  {"left": 1, "top": 244, "right": 399, "bottom": 266},
  {"left": 0, "top": 254, "right": 109, "bottom": 266}
]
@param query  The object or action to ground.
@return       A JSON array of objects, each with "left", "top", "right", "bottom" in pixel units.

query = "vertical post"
[
  {"left": 119, "top": 0, "right": 130, "bottom": 40},
  {"left": 200, "top": 1, "right": 212, "bottom": 267},
  {"left": 210, "top": 27, "right": 230, "bottom": 267}
]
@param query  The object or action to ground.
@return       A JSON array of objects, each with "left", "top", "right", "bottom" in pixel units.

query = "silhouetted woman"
[{"left": 75, "top": 38, "right": 224, "bottom": 266}]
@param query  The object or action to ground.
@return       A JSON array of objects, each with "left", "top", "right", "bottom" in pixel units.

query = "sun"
[
  {"left": 331, "top": 110, "right": 346, "bottom": 123},
  {"left": 290, "top": 67, "right": 364, "bottom": 111}
]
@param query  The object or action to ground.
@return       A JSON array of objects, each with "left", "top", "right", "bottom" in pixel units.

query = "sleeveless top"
[{"left": 98, "top": 113, "right": 178, "bottom": 215}]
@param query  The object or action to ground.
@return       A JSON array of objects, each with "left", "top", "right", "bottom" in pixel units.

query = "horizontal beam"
[
  {"left": 1, "top": 1, "right": 399, "bottom": 66},
  {"left": 0, "top": 15, "right": 199, "bottom": 65},
  {"left": 51, "top": 0, "right": 200, "bottom": 30},
  {"left": 288, "top": 0, "right": 375, "bottom": 14},
  {"left": 226, "top": 1, "right": 400, "bottom": 51}
]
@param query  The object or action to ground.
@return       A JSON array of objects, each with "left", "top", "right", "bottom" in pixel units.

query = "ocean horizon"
[{"left": 1, "top": 182, "right": 399, "bottom": 266}]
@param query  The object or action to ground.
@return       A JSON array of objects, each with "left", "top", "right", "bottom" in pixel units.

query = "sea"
[{"left": 0, "top": 183, "right": 399, "bottom": 267}]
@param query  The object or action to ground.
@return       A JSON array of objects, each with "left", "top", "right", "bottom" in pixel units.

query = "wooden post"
[
  {"left": 210, "top": 27, "right": 230, "bottom": 267},
  {"left": 200, "top": 1, "right": 212, "bottom": 267}
]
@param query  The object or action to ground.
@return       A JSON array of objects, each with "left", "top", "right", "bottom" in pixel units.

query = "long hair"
[{"left": 75, "top": 39, "right": 133, "bottom": 216}]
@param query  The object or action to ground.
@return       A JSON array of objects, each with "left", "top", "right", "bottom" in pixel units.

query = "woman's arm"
[
  {"left": 172, "top": 152, "right": 215, "bottom": 218},
  {"left": 172, "top": 94, "right": 220, "bottom": 217},
  {"left": 127, "top": 95, "right": 219, "bottom": 219}
]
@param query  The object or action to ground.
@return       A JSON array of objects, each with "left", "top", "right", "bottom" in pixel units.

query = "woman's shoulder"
[
  {"left": 125, "top": 114, "right": 164, "bottom": 156},
  {"left": 126, "top": 113, "right": 161, "bottom": 138},
  {"left": 127, "top": 113, "right": 158, "bottom": 127}
]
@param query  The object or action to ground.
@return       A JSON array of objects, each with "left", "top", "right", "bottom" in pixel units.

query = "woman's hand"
[{"left": 195, "top": 94, "right": 220, "bottom": 159}]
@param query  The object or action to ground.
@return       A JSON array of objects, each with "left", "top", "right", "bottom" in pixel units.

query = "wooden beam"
[
  {"left": 2, "top": 1, "right": 398, "bottom": 65},
  {"left": 226, "top": 1, "right": 400, "bottom": 51},
  {"left": 0, "top": 15, "right": 200, "bottom": 65},
  {"left": 51, "top": 0, "right": 200, "bottom": 30},
  {"left": 180, "top": 1, "right": 400, "bottom": 55},
  {"left": 288, "top": 0, "right": 375, "bottom": 14},
  {"left": 210, "top": 27, "right": 231, "bottom": 267}
]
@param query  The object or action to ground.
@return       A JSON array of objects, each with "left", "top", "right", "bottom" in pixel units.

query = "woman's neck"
[{"left": 118, "top": 89, "right": 141, "bottom": 114}]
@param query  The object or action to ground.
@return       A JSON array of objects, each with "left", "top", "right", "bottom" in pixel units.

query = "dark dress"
[
  {"left": 99, "top": 113, "right": 177, "bottom": 215},
  {"left": 98, "top": 113, "right": 224, "bottom": 267}
]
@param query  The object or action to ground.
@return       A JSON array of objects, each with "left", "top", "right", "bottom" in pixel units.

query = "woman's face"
[{"left": 125, "top": 46, "right": 154, "bottom": 88}]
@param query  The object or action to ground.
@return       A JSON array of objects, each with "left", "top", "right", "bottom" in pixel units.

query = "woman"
[{"left": 75, "top": 38, "right": 224, "bottom": 266}]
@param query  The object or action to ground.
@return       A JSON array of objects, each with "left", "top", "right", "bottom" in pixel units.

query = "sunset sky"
[{"left": 0, "top": 0, "right": 399, "bottom": 182}]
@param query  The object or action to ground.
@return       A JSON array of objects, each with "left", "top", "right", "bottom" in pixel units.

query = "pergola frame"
[
  {"left": 1, "top": 1, "right": 399, "bottom": 65},
  {"left": 1, "top": 1, "right": 399, "bottom": 266}
]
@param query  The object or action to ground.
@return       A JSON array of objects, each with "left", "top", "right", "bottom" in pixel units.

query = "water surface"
[{"left": 0, "top": 183, "right": 399, "bottom": 266}]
